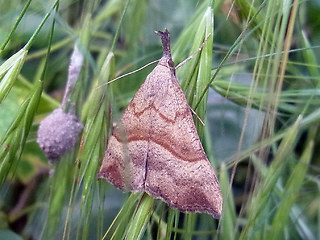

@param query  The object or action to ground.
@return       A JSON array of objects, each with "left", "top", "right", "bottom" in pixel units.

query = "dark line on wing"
[
  {"left": 131, "top": 102, "right": 190, "bottom": 124},
  {"left": 112, "top": 133, "right": 204, "bottom": 163}
]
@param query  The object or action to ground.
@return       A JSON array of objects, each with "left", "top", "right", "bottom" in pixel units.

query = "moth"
[{"left": 98, "top": 29, "right": 222, "bottom": 219}]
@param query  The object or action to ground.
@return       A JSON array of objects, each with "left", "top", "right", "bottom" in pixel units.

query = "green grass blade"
[
  {"left": 179, "top": 5, "right": 213, "bottom": 138},
  {"left": 301, "top": 30, "right": 320, "bottom": 87},
  {"left": 0, "top": 0, "right": 32, "bottom": 53},
  {"left": 24, "top": 0, "right": 60, "bottom": 50},
  {"left": 125, "top": 194, "right": 154, "bottom": 240},
  {"left": 182, "top": 213, "right": 197, "bottom": 240},
  {"left": 0, "top": 49, "right": 28, "bottom": 103},
  {"left": 269, "top": 140, "right": 313, "bottom": 239},
  {"left": 102, "top": 193, "right": 142, "bottom": 240},
  {"left": 0, "top": 80, "right": 42, "bottom": 188},
  {"left": 77, "top": 52, "right": 114, "bottom": 185},
  {"left": 234, "top": 0, "right": 268, "bottom": 43},
  {"left": 43, "top": 154, "right": 76, "bottom": 239},
  {"left": 165, "top": 208, "right": 178, "bottom": 240},
  {"left": 220, "top": 163, "right": 237, "bottom": 240},
  {"left": 240, "top": 116, "right": 301, "bottom": 240},
  {"left": 75, "top": 53, "right": 114, "bottom": 239}
]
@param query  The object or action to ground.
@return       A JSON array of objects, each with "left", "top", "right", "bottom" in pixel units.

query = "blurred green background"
[{"left": 0, "top": 0, "right": 320, "bottom": 239}]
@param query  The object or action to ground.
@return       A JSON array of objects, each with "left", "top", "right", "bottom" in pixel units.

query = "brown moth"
[{"left": 98, "top": 29, "right": 222, "bottom": 219}]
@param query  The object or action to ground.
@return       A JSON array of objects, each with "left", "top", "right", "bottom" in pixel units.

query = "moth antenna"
[
  {"left": 95, "top": 59, "right": 160, "bottom": 89},
  {"left": 175, "top": 33, "right": 212, "bottom": 70},
  {"left": 189, "top": 106, "right": 205, "bottom": 126},
  {"left": 96, "top": 29, "right": 174, "bottom": 90}
]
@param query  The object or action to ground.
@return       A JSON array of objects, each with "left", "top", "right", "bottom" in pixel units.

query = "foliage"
[{"left": 0, "top": 0, "right": 319, "bottom": 239}]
